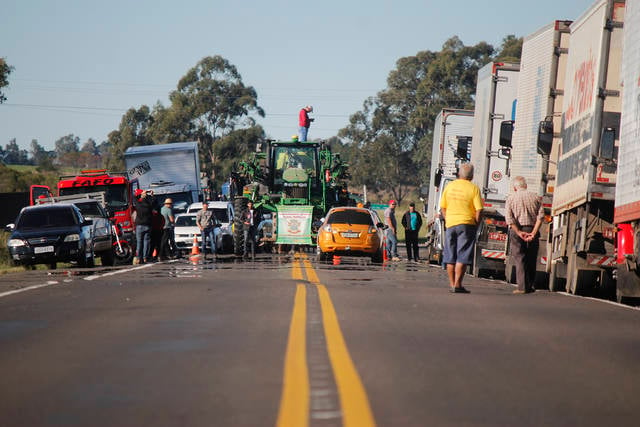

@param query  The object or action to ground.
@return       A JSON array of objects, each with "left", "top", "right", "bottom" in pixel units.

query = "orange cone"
[
  {"left": 191, "top": 236, "right": 200, "bottom": 255},
  {"left": 383, "top": 238, "right": 389, "bottom": 261}
]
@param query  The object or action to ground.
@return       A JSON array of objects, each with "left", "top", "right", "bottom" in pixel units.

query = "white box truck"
[
  {"left": 548, "top": 0, "right": 624, "bottom": 296},
  {"left": 614, "top": 0, "right": 640, "bottom": 301},
  {"left": 469, "top": 62, "right": 519, "bottom": 277},
  {"left": 424, "top": 108, "right": 474, "bottom": 264},
  {"left": 504, "top": 20, "right": 571, "bottom": 287},
  {"left": 124, "top": 141, "right": 201, "bottom": 214}
]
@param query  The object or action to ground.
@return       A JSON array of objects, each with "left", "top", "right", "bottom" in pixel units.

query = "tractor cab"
[{"left": 269, "top": 141, "right": 321, "bottom": 203}]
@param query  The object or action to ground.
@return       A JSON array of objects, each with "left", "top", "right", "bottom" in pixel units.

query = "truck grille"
[{"left": 284, "top": 186, "right": 307, "bottom": 199}]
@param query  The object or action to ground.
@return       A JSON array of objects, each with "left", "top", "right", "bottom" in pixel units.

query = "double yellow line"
[{"left": 277, "top": 254, "right": 376, "bottom": 427}]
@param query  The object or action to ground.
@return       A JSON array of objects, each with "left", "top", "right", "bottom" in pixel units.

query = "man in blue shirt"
[{"left": 402, "top": 202, "right": 423, "bottom": 262}]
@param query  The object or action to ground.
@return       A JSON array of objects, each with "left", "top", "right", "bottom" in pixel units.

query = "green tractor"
[{"left": 230, "top": 137, "right": 351, "bottom": 254}]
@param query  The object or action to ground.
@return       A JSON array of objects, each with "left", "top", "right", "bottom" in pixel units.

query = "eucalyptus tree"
[
  {"left": 165, "top": 56, "right": 265, "bottom": 178},
  {"left": 106, "top": 106, "right": 154, "bottom": 170},
  {"left": 0, "top": 57, "right": 13, "bottom": 104}
]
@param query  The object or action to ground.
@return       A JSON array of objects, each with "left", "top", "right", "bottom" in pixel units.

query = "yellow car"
[{"left": 317, "top": 207, "right": 386, "bottom": 262}]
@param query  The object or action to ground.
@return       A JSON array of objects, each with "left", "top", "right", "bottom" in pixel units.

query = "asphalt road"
[{"left": 0, "top": 253, "right": 639, "bottom": 427}]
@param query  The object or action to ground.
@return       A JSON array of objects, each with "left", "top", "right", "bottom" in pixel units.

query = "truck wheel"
[{"left": 233, "top": 197, "right": 248, "bottom": 256}]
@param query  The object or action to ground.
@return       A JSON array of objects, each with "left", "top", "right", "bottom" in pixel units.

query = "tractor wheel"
[{"left": 233, "top": 197, "right": 249, "bottom": 256}]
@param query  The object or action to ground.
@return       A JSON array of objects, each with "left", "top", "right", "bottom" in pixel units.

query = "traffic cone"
[
  {"left": 191, "top": 236, "right": 200, "bottom": 256},
  {"left": 189, "top": 237, "right": 201, "bottom": 265},
  {"left": 383, "top": 237, "right": 389, "bottom": 261}
]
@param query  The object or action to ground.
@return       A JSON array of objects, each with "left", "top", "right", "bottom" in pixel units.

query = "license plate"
[
  {"left": 34, "top": 246, "right": 54, "bottom": 254},
  {"left": 341, "top": 232, "right": 360, "bottom": 238},
  {"left": 488, "top": 232, "right": 507, "bottom": 241}
]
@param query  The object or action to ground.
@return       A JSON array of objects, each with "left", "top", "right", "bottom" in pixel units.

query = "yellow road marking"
[
  {"left": 276, "top": 282, "right": 309, "bottom": 427},
  {"left": 302, "top": 256, "right": 376, "bottom": 427}
]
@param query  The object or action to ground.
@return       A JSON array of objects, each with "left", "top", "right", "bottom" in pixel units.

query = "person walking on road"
[
  {"left": 134, "top": 189, "right": 155, "bottom": 264},
  {"left": 384, "top": 200, "right": 401, "bottom": 261},
  {"left": 440, "top": 163, "right": 483, "bottom": 293},
  {"left": 505, "top": 176, "right": 544, "bottom": 294},
  {"left": 196, "top": 201, "right": 220, "bottom": 259},
  {"left": 159, "top": 198, "right": 176, "bottom": 260},
  {"left": 241, "top": 200, "right": 260, "bottom": 260},
  {"left": 402, "top": 202, "right": 423, "bottom": 262},
  {"left": 298, "top": 105, "right": 314, "bottom": 142}
]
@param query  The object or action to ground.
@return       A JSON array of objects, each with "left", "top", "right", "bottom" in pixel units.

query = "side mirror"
[
  {"left": 599, "top": 127, "right": 616, "bottom": 160},
  {"left": 83, "top": 219, "right": 93, "bottom": 226},
  {"left": 499, "top": 121, "right": 514, "bottom": 148},
  {"left": 434, "top": 168, "right": 443, "bottom": 188},
  {"left": 377, "top": 222, "right": 387, "bottom": 230},
  {"left": 537, "top": 120, "right": 554, "bottom": 156},
  {"left": 5, "top": 223, "right": 15, "bottom": 232}
]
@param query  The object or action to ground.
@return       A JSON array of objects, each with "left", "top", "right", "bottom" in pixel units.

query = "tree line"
[{"left": 1, "top": 35, "right": 521, "bottom": 197}]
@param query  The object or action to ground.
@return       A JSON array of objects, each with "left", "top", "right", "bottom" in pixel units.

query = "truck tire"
[{"left": 233, "top": 197, "right": 248, "bottom": 256}]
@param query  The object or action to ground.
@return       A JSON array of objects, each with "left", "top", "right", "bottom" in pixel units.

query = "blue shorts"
[{"left": 443, "top": 224, "right": 477, "bottom": 265}]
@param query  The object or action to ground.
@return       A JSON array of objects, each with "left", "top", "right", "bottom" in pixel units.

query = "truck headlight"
[
  {"left": 8, "top": 239, "right": 26, "bottom": 247},
  {"left": 64, "top": 234, "right": 80, "bottom": 242}
]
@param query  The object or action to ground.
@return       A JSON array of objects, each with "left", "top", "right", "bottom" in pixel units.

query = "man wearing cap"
[
  {"left": 159, "top": 198, "right": 176, "bottom": 260},
  {"left": 384, "top": 200, "right": 401, "bottom": 261},
  {"left": 298, "top": 105, "right": 314, "bottom": 142},
  {"left": 402, "top": 202, "right": 423, "bottom": 262},
  {"left": 196, "top": 201, "right": 220, "bottom": 258}
]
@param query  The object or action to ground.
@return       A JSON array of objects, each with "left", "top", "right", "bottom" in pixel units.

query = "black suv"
[{"left": 6, "top": 204, "right": 94, "bottom": 269}]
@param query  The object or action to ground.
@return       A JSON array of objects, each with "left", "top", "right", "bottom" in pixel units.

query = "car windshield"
[
  {"left": 175, "top": 215, "right": 197, "bottom": 227},
  {"left": 60, "top": 184, "right": 128, "bottom": 210},
  {"left": 17, "top": 208, "right": 77, "bottom": 229},
  {"left": 212, "top": 208, "right": 229, "bottom": 223},
  {"left": 273, "top": 145, "right": 317, "bottom": 185},
  {"left": 327, "top": 210, "right": 373, "bottom": 226},
  {"left": 74, "top": 202, "right": 106, "bottom": 218}
]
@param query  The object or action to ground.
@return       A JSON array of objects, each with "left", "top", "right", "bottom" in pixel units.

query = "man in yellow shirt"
[{"left": 440, "top": 163, "right": 483, "bottom": 293}]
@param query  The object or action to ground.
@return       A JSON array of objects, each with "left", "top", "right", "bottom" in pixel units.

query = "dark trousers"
[
  {"left": 405, "top": 230, "right": 420, "bottom": 260},
  {"left": 243, "top": 226, "right": 256, "bottom": 258},
  {"left": 509, "top": 226, "right": 539, "bottom": 292},
  {"left": 160, "top": 228, "right": 175, "bottom": 259}
]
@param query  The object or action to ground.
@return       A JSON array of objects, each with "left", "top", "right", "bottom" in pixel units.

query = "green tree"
[
  {"left": 3, "top": 139, "right": 29, "bottom": 164},
  {"left": 0, "top": 57, "right": 13, "bottom": 104},
  {"left": 495, "top": 35, "right": 523, "bottom": 62},
  {"left": 339, "top": 37, "right": 494, "bottom": 200},
  {"left": 107, "top": 106, "right": 154, "bottom": 170},
  {"left": 54, "top": 134, "right": 80, "bottom": 167},
  {"left": 211, "top": 125, "right": 265, "bottom": 188},
  {"left": 165, "top": 56, "right": 265, "bottom": 179}
]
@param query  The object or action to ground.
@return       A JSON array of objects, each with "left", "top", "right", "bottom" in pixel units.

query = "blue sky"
[{"left": 1, "top": 0, "right": 595, "bottom": 151}]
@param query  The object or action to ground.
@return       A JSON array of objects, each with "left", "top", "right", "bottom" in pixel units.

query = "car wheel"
[
  {"left": 100, "top": 249, "right": 115, "bottom": 266},
  {"left": 371, "top": 249, "right": 384, "bottom": 263}
]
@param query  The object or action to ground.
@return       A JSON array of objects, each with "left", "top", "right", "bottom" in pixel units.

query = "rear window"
[
  {"left": 326, "top": 210, "right": 373, "bottom": 226},
  {"left": 175, "top": 216, "right": 197, "bottom": 227},
  {"left": 74, "top": 202, "right": 106, "bottom": 218},
  {"left": 18, "top": 208, "right": 77, "bottom": 229}
]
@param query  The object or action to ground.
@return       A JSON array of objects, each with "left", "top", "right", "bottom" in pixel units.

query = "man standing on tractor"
[{"left": 298, "top": 105, "right": 314, "bottom": 142}]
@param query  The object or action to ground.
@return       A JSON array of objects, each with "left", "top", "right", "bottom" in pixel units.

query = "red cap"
[
  {"left": 389, "top": 200, "right": 396, "bottom": 205},
  {"left": 135, "top": 189, "right": 144, "bottom": 197}
]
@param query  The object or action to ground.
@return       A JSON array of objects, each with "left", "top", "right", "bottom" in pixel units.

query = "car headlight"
[
  {"left": 64, "top": 234, "right": 80, "bottom": 242},
  {"left": 7, "top": 239, "right": 26, "bottom": 247},
  {"left": 323, "top": 224, "right": 332, "bottom": 232}
]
